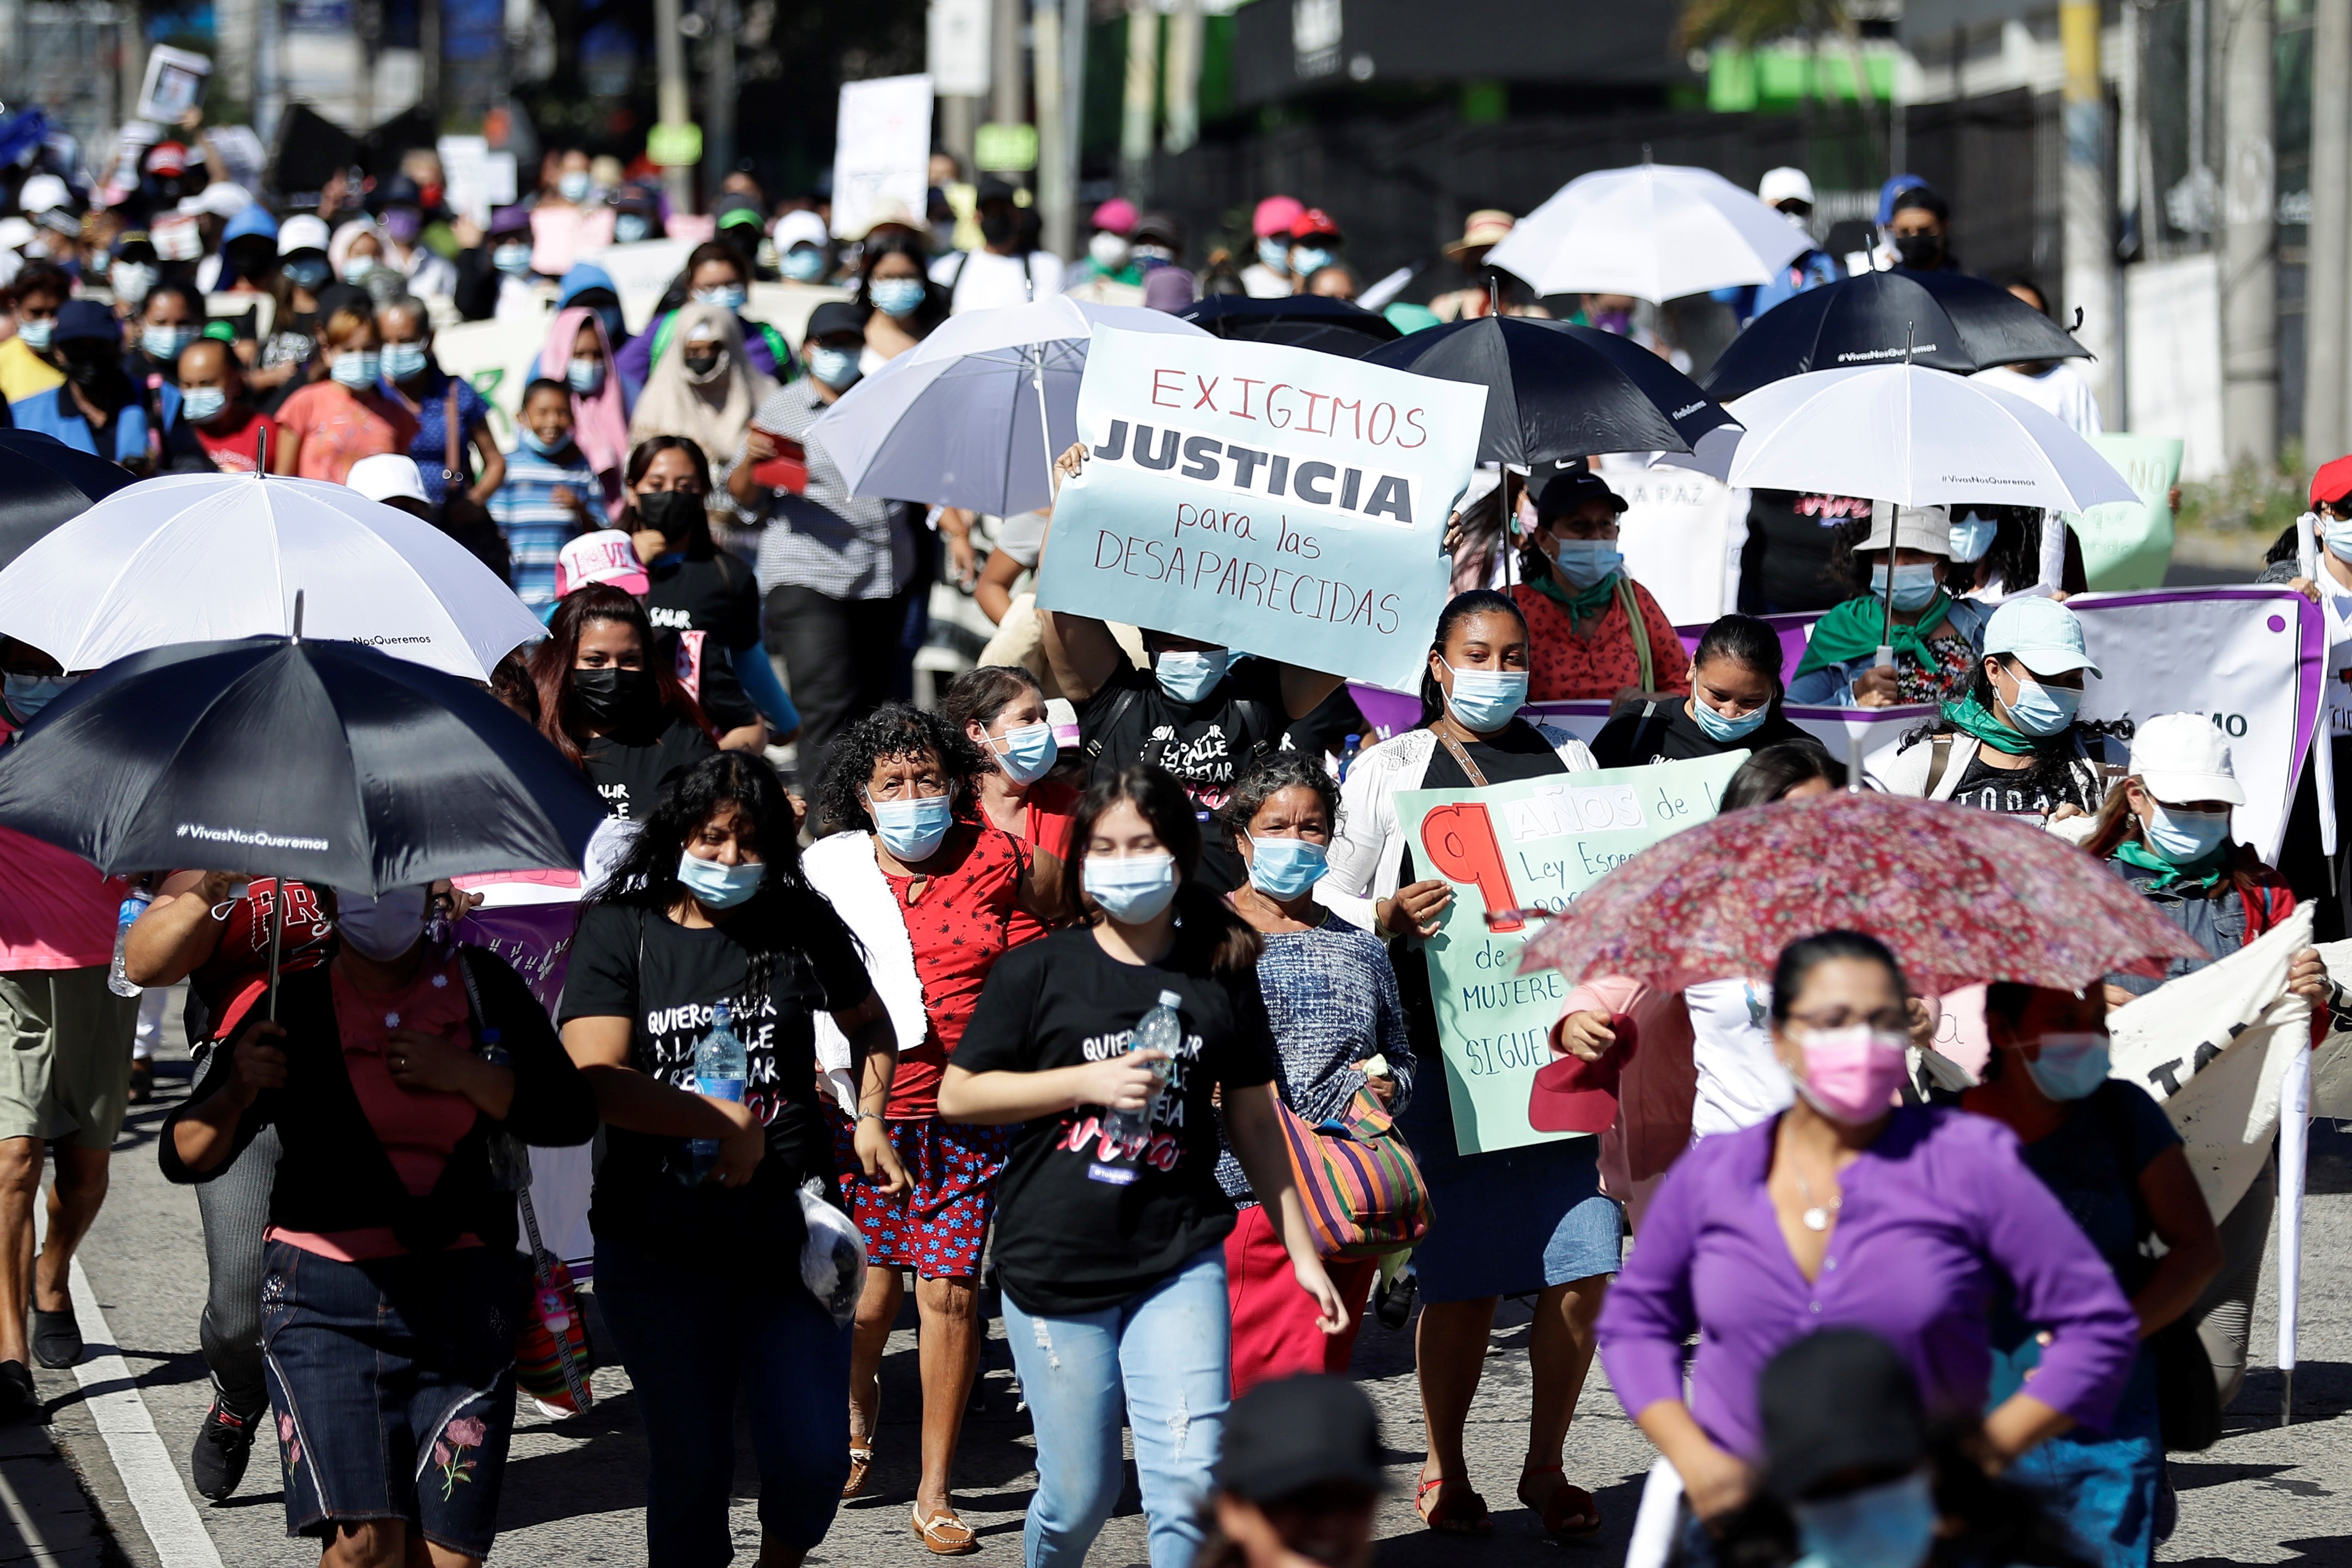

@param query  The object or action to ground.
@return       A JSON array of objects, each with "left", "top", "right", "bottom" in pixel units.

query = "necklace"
[{"left": 1792, "top": 1160, "right": 1842, "bottom": 1233}]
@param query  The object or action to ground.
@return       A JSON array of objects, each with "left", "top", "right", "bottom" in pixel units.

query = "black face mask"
[
  {"left": 682, "top": 350, "right": 721, "bottom": 377},
  {"left": 979, "top": 209, "right": 1016, "bottom": 247},
  {"left": 635, "top": 488, "right": 702, "bottom": 547},
  {"left": 1892, "top": 232, "right": 1945, "bottom": 270},
  {"left": 570, "top": 666, "right": 657, "bottom": 730}
]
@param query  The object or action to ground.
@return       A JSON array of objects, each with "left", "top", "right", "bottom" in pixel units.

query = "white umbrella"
[
  {"left": 0, "top": 471, "right": 543, "bottom": 681},
  {"left": 1690, "top": 363, "right": 2140, "bottom": 513},
  {"left": 1483, "top": 163, "right": 1814, "bottom": 303},
  {"left": 812, "top": 297, "right": 1210, "bottom": 516}
]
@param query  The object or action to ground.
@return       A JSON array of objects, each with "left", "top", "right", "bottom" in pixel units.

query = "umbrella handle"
[{"left": 264, "top": 866, "right": 287, "bottom": 1024}]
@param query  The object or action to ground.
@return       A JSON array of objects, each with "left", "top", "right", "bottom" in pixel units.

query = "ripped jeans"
[{"left": 1002, "top": 1245, "right": 1230, "bottom": 1568}]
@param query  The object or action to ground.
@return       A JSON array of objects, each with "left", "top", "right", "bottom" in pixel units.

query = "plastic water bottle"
[
  {"left": 107, "top": 888, "right": 152, "bottom": 999},
  {"left": 689, "top": 1002, "right": 748, "bottom": 1179},
  {"left": 1102, "top": 991, "right": 1182, "bottom": 1145},
  {"left": 1339, "top": 733, "right": 1362, "bottom": 782}
]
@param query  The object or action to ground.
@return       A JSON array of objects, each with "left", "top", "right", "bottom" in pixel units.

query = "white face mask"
[{"left": 1088, "top": 231, "right": 1132, "bottom": 272}]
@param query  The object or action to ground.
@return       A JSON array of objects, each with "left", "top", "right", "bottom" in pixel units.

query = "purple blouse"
[{"left": 1598, "top": 1106, "right": 2140, "bottom": 1462}]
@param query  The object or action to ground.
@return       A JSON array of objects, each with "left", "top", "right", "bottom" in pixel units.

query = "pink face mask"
[{"left": 1794, "top": 1026, "right": 1910, "bottom": 1124}]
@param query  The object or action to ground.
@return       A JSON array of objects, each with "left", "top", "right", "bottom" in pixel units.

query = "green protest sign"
[
  {"left": 1394, "top": 753, "right": 1745, "bottom": 1155},
  {"left": 2071, "top": 433, "right": 2184, "bottom": 590}
]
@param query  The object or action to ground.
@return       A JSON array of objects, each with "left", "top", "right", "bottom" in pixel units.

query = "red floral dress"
[{"left": 1515, "top": 579, "right": 1693, "bottom": 702}]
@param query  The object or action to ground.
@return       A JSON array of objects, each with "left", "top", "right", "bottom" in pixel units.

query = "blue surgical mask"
[
  {"left": 1085, "top": 853, "right": 1179, "bottom": 923},
  {"left": 614, "top": 213, "right": 652, "bottom": 244},
  {"left": 2002, "top": 671, "right": 2081, "bottom": 737},
  {"left": 1155, "top": 648, "right": 1229, "bottom": 703},
  {"left": 2145, "top": 800, "right": 2232, "bottom": 865},
  {"left": 1442, "top": 660, "right": 1528, "bottom": 733},
  {"left": 517, "top": 426, "right": 565, "bottom": 456},
  {"left": 140, "top": 323, "right": 193, "bottom": 362},
  {"left": 381, "top": 341, "right": 428, "bottom": 381},
  {"left": 782, "top": 246, "right": 828, "bottom": 283},
  {"left": 1949, "top": 512, "right": 1999, "bottom": 563},
  {"left": 180, "top": 385, "right": 227, "bottom": 422},
  {"left": 329, "top": 350, "right": 380, "bottom": 388},
  {"left": 1692, "top": 694, "right": 1769, "bottom": 744},
  {"left": 1248, "top": 836, "right": 1329, "bottom": 899},
  {"left": 1290, "top": 245, "right": 1333, "bottom": 277},
  {"left": 870, "top": 277, "right": 927, "bottom": 318},
  {"left": 493, "top": 243, "right": 535, "bottom": 277},
  {"left": 3, "top": 672, "right": 75, "bottom": 725},
  {"left": 341, "top": 257, "right": 378, "bottom": 285},
  {"left": 558, "top": 170, "right": 593, "bottom": 204},
  {"left": 677, "top": 849, "right": 764, "bottom": 909},
  {"left": 693, "top": 283, "right": 748, "bottom": 311},
  {"left": 1869, "top": 562, "right": 1943, "bottom": 612},
  {"left": 283, "top": 258, "right": 329, "bottom": 291},
  {"left": 806, "top": 345, "right": 861, "bottom": 390},
  {"left": 2022, "top": 1031, "right": 2112, "bottom": 1101},
  {"left": 991, "top": 721, "right": 1058, "bottom": 786},
  {"left": 1550, "top": 540, "right": 1624, "bottom": 589},
  {"left": 568, "top": 356, "right": 605, "bottom": 395},
  {"left": 869, "top": 792, "right": 952, "bottom": 862},
  {"left": 15, "top": 319, "right": 52, "bottom": 351},
  {"left": 1791, "top": 1471, "right": 1938, "bottom": 1568}
]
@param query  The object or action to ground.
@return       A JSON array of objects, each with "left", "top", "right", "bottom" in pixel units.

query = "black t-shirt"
[
  {"left": 1281, "top": 675, "right": 1369, "bottom": 763},
  {"left": 646, "top": 553, "right": 763, "bottom": 731},
  {"left": 1402, "top": 719, "right": 1570, "bottom": 887},
  {"left": 1738, "top": 491, "right": 1861, "bottom": 615},
  {"left": 1589, "top": 699, "right": 1812, "bottom": 769},
  {"left": 558, "top": 896, "right": 874, "bottom": 1269},
  {"left": 950, "top": 925, "right": 1279, "bottom": 1315},
  {"left": 581, "top": 713, "right": 718, "bottom": 820},
  {"left": 1947, "top": 752, "right": 2093, "bottom": 820},
  {"left": 1077, "top": 659, "right": 1288, "bottom": 892}
]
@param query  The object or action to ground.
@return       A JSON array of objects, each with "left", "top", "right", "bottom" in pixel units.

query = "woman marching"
[
  {"left": 1589, "top": 614, "right": 1813, "bottom": 769},
  {"left": 939, "top": 764, "right": 1345, "bottom": 1568},
  {"left": 525, "top": 585, "right": 718, "bottom": 822},
  {"left": 942, "top": 664, "right": 1079, "bottom": 935},
  {"left": 1322, "top": 589, "right": 1618, "bottom": 1540},
  {"left": 1787, "top": 505, "right": 1991, "bottom": 707}
]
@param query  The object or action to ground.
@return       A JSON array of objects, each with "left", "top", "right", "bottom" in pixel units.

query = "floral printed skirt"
[
  {"left": 258, "top": 1239, "right": 524, "bottom": 1557},
  {"left": 830, "top": 1113, "right": 1012, "bottom": 1279}
]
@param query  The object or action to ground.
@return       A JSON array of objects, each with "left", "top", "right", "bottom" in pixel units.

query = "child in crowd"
[
  {"left": 174, "top": 336, "right": 277, "bottom": 475},
  {"left": 494, "top": 376, "right": 603, "bottom": 616}
]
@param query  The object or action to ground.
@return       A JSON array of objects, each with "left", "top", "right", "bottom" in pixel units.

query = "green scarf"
[
  {"left": 1524, "top": 553, "right": 1621, "bottom": 629},
  {"left": 2114, "top": 837, "right": 2228, "bottom": 892},
  {"left": 1792, "top": 590, "right": 1955, "bottom": 679},
  {"left": 1939, "top": 691, "right": 2040, "bottom": 756}
]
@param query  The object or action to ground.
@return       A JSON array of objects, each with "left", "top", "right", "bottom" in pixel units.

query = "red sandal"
[
  {"left": 1416, "top": 1473, "right": 1493, "bottom": 1535},
  {"left": 1518, "top": 1464, "right": 1602, "bottom": 1540}
]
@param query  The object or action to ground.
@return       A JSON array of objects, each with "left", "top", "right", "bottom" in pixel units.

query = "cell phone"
[{"left": 750, "top": 426, "right": 808, "bottom": 494}]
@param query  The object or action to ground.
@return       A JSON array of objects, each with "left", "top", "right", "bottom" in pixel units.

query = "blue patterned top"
[{"left": 1217, "top": 914, "right": 1414, "bottom": 1204}]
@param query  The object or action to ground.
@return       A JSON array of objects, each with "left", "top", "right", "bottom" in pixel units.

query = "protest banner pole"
[{"left": 2278, "top": 1042, "right": 2311, "bottom": 1424}]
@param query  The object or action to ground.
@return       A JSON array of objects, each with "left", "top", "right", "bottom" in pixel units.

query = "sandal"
[
  {"left": 1416, "top": 1473, "right": 1492, "bottom": 1535},
  {"left": 1518, "top": 1464, "right": 1601, "bottom": 1540},
  {"left": 911, "top": 1505, "right": 981, "bottom": 1555},
  {"left": 843, "top": 1444, "right": 874, "bottom": 1499}
]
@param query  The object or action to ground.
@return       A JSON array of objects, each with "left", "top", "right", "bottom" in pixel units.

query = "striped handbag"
[{"left": 1276, "top": 1087, "right": 1434, "bottom": 1260}]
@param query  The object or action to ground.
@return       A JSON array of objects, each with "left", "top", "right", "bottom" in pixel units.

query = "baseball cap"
[
  {"left": 1983, "top": 593, "right": 2101, "bottom": 678},
  {"left": 488, "top": 205, "right": 533, "bottom": 237},
  {"left": 2311, "top": 454, "right": 2352, "bottom": 508},
  {"left": 1212, "top": 1376, "right": 1385, "bottom": 1502},
  {"left": 1291, "top": 207, "right": 1342, "bottom": 242},
  {"left": 1252, "top": 195, "right": 1304, "bottom": 239},
  {"left": 1535, "top": 468, "right": 1627, "bottom": 525},
  {"left": 775, "top": 209, "right": 829, "bottom": 252},
  {"left": 0, "top": 217, "right": 32, "bottom": 249},
  {"left": 346, "top": 454, "right": 431, "bottom": 507},
  {"left": 223, "top": 203, "right": 280, "bottom": 244},
  {"left": 109, "top": 231, "right": 156, "bottom": 262},
  {"left": 804, "top": 301, "right": 869, "bottom": 344},
  {"left": 1859, "top": 503, "right": 1951, "bottom": 556},
  {"left": 1760, "top": 1330, "right": 1925, "bottom": 1502},
  {"left": 17, "top": 173, "right": 70, "bottom": 214},
  {"left": 715, "top": 192, "right": 764, "bottom": 230},
  {"left": 52, "top": 299, "right": 119, "bottom": 345},
  {"left": 556, "top": 530, "right": 651, "bottom": 598},
  {"left": 278, "top": 213, "right": 331, "bottom": 256},
  {"left": 143, "top": 142, "right": 189, "bottom": 177},
  {"left": 1758, "top": 167, "right": 1816, "bottom": 208},
  {"left": 1443, "top": 209, "right": 1515, "bottom": 260},
  {"left": 1091, "top": 197, "right": 1138, "bottom": 235},
  {"left": 183, "top": 182, "right": 255, "bottom": 219},
  {"left": 2130, "top": 712, "right": 2246, "bottom": 806},
  {"left": 1132, "top": 211, "right": 1183, "bottom": 249}
]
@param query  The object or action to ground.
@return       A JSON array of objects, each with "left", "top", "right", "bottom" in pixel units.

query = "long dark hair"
[
  {"left": 811, "top": 702, "right": 988, "bottom": 839},
  {"left": 622, "top": 434, "right": 715, "bottom": 554},
  {"left": 1768, "top": 929, "right": 1907, "bottom": 1026},
  {"left": 941, "top": 664, "right": 1043, "bottom": 739},
  {"left": 654, "top": 240, "right": 750, "bottom": 317},
  {"left": 1721, "top": 741, "right": 1845, "bottom": 811},
  {"left": 1692, "top": 613, "right": 1787, "bottom": 718},
  {"left": 1417, "top": 589, "right": 1528, "bottom": 728},
  {"left": 1900, "top": 657, "right": 2131, "bottom": 803},
  {"left": 1061, "top": 764, "right": 1261, "bottom": 982},
  {"left": 524, "top": 584, "right": 710, "bottom": 766},
  {"left": 855, "top": 229, "right": 949, "bottom": 333}
]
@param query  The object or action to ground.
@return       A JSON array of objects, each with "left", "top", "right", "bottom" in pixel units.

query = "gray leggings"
[
  {"left": 194, "top": 1120, "right": 280, "bottom": 1411},
  {"left": 2190, "top": 1156, "right": 2274, "bottom": 1410}
]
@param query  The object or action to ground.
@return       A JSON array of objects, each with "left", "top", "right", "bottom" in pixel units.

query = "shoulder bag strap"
[
  {"left": 1630, "top": 701, "right": 1665, "bottom": 764},
  {"left": 1616, "top": 577, "right": 1655, "bottom": 693},
  {"left": 443, "top": 382, "right": 464, "bottom": 489},
  {"left": 1922, "top": 733, "right": 1956, "bottom": 798},
  {"left": 1435, "top": 728, "right": 1490, "bottom": 789},
  {"left": 1083, "top": 685, "right": 1141, "bottom": 762}
]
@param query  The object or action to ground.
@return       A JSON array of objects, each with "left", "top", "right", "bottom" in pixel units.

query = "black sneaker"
[
  {"left": 191, "top": 1395, "right": 265, "bottom": 1501},
  {"left": 0, "top": 1361, "right": 34, "bottom": 1423},
  {"left": 29, "top": 1307, "right": 80, "bottom": 1369},
  {"left": 1375, "top": 1266, "right": 1419, "bottom": 1329}
]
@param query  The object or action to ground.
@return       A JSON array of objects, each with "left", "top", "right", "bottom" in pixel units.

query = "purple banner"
[{"left": 458, "top": 903, "right": 583, "bottom": 1016}]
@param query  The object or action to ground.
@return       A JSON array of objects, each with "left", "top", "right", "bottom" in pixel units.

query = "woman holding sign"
[
  {"left": 1324, "top": 590, "right": 1620, "bottom": 1540},
  {"left": 1786, "top": 505, "right": 1990, "bottom": 708}
]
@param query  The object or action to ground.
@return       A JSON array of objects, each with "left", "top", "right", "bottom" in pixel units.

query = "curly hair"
[
  {"left": 1217, "top": 750, "right": 1342, "bottom": 848},
  {"left": 810, "top": 702, "right": 989, "bottom": 838}
]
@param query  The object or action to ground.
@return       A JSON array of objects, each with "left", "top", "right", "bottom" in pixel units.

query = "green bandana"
[
  {"left": 1939, "top": 691, "right": 2039, "bottom": 756},
  {"left": 1792, "top": 590, "right": 1955, "bottom": 679},
  {"left": 2114, "top": 837, "right": 2228, "bottom": 892},
  {"left": 1524, "top": 552, "right": 1621, "bottom": 629}
]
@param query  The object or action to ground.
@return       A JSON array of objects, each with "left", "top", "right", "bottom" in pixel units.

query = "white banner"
[
  {"left": 832, "top": 74, "right": 934, "bottom": 241},
  {"left": 1597, "top": 453, "right": 1747, "bottom": 626}
]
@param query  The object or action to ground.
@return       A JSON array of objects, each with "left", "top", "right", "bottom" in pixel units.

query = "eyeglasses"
[{"left": 1783, "top": 1006, "right": 1910, "bottom": 1033}]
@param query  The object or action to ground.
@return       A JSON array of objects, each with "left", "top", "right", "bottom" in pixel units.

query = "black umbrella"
[
  {"left": 1362, "top": 315, "right": 1738, "bottom": 467},
  {"left": 1178, "top": 293, "right": 1402, "bottom": 344},
  {"left": 0, "top": 429, "right": 139, "bottom": 572},
  {"left": 1211, "top": 320, "right": 1388, "bottom": 359},
  {"left": 1702, "top": 270, "right": 2091, "bottom": 402}
]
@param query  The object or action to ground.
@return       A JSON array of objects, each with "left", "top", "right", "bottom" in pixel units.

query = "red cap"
[
  {"left": 1524, "top": 1013, "right": 1638, "bottom": 1136},
  {"left": 144, "top": 141, "right": 189, "bottom": 176},
  {"left": 1291, "top": 207, "right": 1341, "bottom": 242},
  {"left": 2313, "top": 455, "right": 2352, "bottom": 509}
]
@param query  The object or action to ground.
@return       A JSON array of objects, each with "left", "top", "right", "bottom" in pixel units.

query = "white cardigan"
[
  {"left": 1319, "top": 722, "right": 1599, "bottom": 930},
  {"left": 800, "top": 830, "right": 929, "bottom": 1115}
]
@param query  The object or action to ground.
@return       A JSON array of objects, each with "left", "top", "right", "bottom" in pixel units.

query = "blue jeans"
[
  {"left": 2007, "top": 1350, "right": 2163, "bottom": 1568},
  {"left": 1003, "top": 1245, "right": 1230, "bottom": 1568},
  {"left": 595, "top": 1236, "right": 852, "bottom": 1567}
]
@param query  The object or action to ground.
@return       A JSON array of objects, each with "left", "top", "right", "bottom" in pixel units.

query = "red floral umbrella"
[{"left": 1516, "top": 790, "right": 2208, "bottom": 996}]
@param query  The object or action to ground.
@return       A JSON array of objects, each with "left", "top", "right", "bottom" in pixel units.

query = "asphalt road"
[{"left": 9, "top": 990, "right": 2349, "bottom": 1567}]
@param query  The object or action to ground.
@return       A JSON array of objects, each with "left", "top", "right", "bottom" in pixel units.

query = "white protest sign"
[
  {"left": 431, "top": 314, "right": 552, "bottom": 444},
  {"left": 1598, "top": 452, "right": 1747, "bottom": 625},
  {"left": 831, "top": 74, "right": 934, "bottom": 241},
  {"left": 437, "top": 135, "right": 517, "bottom": 228},
  {"left": 1035, "top": 326, "right": 1486, "bottom": 690},
  {"left": 572, "top": 237, "right": 697, "bottom": 330},
  {"left": 137, "top": 45, "right": 210, "bottom": 123}
]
